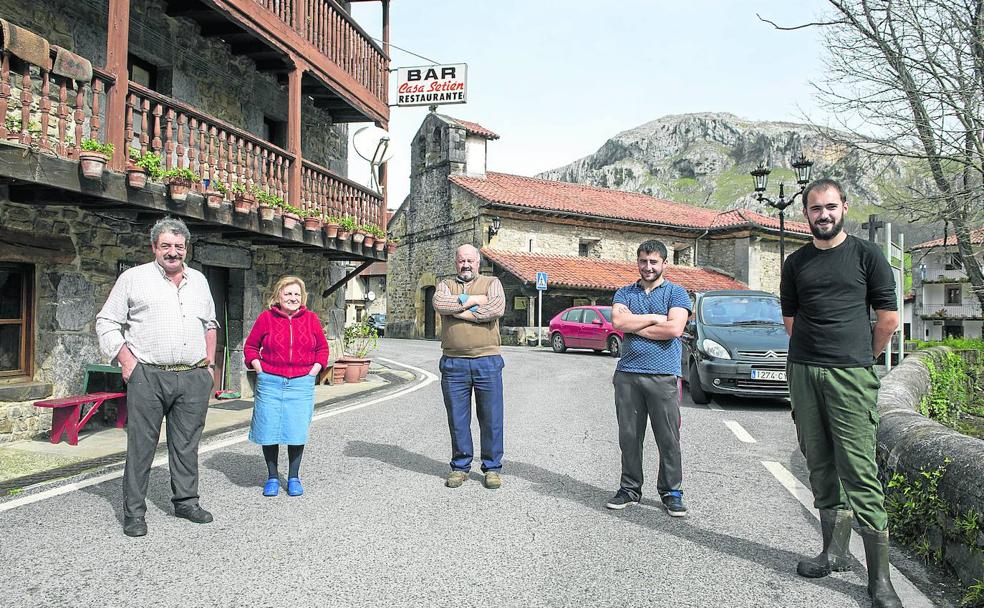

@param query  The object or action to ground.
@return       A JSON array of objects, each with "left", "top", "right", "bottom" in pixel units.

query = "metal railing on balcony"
[
  {"left": 919, "top": 266, "right": 968, "bottom": 282},
  {"left": 919, "top": 301, "right": 984, "bottom": 319},
  {"left": 253, "top": 0, "right": 388, "bottom": 103}
]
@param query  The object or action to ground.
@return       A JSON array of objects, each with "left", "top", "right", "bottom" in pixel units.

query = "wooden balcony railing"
[
  {"left": 126, "top": 82, "right": 293, "bottom": 198},
  {"left": 0, "top": 49, "right": 114, "bottom": 155},
  {"left": 253, "top": 0, "right": 388, "bottom": 103},
  {"left": 302, "top": 160, "right": 384, "bottom": 228}
]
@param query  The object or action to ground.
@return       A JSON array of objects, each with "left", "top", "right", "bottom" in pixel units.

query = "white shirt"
[{"left": 96, "top": 261, "right": 218, "bottom": 366}]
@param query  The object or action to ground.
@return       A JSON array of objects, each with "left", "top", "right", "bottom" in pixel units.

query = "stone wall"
[
  {"left": 0, "top": 200, "right": 348, "bottom": 443},
  {"left": 1, "top": 0, "right": 346, "bottom": 169}
]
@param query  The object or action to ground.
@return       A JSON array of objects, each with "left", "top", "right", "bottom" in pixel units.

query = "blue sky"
[{"left": 348, "top": 1, "right": 831, "bottom": 209}]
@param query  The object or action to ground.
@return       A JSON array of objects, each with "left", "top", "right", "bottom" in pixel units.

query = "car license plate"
[{"left": 751, "top": 370, "right": 786, "bottom": 381}]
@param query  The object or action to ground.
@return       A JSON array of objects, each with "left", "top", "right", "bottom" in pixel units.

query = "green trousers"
[{"left": 787, "top": 362, "right": 887, "bottom": 531}]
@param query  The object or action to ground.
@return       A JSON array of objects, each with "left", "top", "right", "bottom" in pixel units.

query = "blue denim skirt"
[{"left": 249, "top": 372, "right": 316, "bottom": 445}]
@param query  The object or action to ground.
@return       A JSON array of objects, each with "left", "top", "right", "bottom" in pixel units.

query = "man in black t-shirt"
[{"left": 780, "top": 178, "right": 902, "bottom": 608}]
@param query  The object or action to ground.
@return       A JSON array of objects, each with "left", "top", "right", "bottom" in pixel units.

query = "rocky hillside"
[{"left": 537, "top": 112, "right": 920, "bottom": 222}]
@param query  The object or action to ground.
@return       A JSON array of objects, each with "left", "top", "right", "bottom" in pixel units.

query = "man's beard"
[
  {"left": 457, "top": 268, "right": 474, "bottom": 281},
  {"left": 810, "top": 215, "right": 844, "bottom": 241},
  {"left": 639, "top": 269, "right": 662, "bottom": 282}
]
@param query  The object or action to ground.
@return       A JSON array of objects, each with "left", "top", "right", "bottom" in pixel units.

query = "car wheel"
[
  {"left": 551, "top": 333, "right": 567, "bottom": 353},
  {"left": 607, "top": 335, "right": 622, "bottom": 358},
  {"left": 689, "top": 361, "right": 711, "bottom": 404}
]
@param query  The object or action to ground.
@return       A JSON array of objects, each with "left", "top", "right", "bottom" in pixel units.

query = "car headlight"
[{"left": 701, "top": 339, "right": 731, "bottom": 360}]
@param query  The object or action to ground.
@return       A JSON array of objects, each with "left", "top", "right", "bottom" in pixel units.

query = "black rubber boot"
[
  {"left": 859, "top": 526, "right": 903, "bottom": 608},
  {"left": 797, "top": 509, "right": 854, "bottom": 578}
]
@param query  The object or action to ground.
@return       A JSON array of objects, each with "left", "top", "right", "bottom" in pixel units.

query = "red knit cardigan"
[{"left": 244, "top": 305, "right": 329, "bottom": 378}]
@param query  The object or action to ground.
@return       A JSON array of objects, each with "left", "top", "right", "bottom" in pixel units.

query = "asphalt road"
[{"left": 0, "top": 339, "right": 952, "bottom": 607}]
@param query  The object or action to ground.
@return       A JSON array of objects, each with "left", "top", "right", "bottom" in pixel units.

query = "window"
[
  {"left": 582, "top": 309, "right": 600, "bottom": 324},
  {"left": 562, "top": 309, "right": 583, "bottom": 323},
  {"left": 599, "top": 307, "right": 612, "bottom": 322},
  {"left": 0, "top": 263, "right": 34, "bottom": 379},
  {"left": 945, "top": 286, "right": 962, "bottom": 305},
  {"left": 578, "top": 243, "right": 589, "bottom": 257},
  {"left": 128, "top": 55, "right": 158, "bottom": 90},
  {"left": 945, "top": 254, "right": 963, "bottom": 271},
  {"left": 262, "top": 117, "right": 287, "bottom": 149}
]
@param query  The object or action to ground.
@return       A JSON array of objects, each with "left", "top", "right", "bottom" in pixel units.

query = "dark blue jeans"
[{"left": 439, "top": 355, "right": 505, "bottom": 472}]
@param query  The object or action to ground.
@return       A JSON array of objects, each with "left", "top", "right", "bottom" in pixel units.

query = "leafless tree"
[{"left": 763, "top": 0, "right": 984, "bottom": 311}]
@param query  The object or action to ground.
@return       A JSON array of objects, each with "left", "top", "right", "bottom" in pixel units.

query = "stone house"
[
  {"left": 386, "top": 112, "right": 812, "bottom": 341},
  {"left": 0, "top": 0, "right": 394, "bottom": 442},
  {"left": 344, "top": 261, "right": 387, "bottom": 325},
  {"left": 911, "top": 228, "right": 984, "bottom": 340}
]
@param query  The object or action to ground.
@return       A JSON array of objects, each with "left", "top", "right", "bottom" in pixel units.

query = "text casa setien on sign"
[{"left": 396, "top": 64, "right": 467, "bottom": 107}]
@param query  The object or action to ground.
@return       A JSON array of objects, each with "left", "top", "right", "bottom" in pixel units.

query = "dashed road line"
[
  {"left": 0, "top": 358, "right": 437, "bottom": 514},
  {"left": 724, "top": 420, "right": 757, "bottom": 443},
  {"left": 762, "top": 460, "right": 934, "bottom": 608}
]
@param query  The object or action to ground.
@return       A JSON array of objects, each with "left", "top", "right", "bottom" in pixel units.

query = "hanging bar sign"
[{"left": 396, "top": 64, "right": 467, "bottom": 107}]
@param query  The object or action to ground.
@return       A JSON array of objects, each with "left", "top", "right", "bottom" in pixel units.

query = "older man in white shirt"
[{"left": 96, "top": 217, "right": 218, "bottom": 538}]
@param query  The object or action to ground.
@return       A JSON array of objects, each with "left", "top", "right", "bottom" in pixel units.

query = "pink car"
[{"left": 548, "top": 306, "right": 623, "bottom": 357}]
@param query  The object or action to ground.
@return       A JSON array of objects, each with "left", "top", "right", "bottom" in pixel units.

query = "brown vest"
[{"left": 440, "top": 275, "right": 501, "bottom": 358}]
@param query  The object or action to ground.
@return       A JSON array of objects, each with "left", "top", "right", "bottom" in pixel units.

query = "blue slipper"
[
  {"left": 263, "top": 478, "right": 280, "bottom": 497},
  {"left": 287, "top": 477, "right": 303, "bottom": 496}
]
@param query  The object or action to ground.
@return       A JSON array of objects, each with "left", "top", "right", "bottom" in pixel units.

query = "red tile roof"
[
  {"left": 481, "top": 249, "right": 746, "bottom": 293},
  {"left": 446, "top": 117, "right": 500, "bottom": 140},
  {"left": 911, "top": 228, "right": 984, "bottom": 250},
  {"left": 451, "top": 172, "right": 811, "bottom": 235}
]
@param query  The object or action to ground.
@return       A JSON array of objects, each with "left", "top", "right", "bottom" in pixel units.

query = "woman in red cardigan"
[{"left": 244, "top": 276, "right": 329, "bottom": 497}]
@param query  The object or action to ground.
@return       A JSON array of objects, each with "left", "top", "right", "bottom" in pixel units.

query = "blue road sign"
[{"left": 536, "top": 271, "right": 548, "bottom": 291}]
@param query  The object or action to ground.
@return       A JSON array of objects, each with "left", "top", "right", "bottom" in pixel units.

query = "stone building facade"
[
  {"left": 386, "top": 112, "right": 811, "bottom": 341},
  {"left": 0, "top": 1, "right": 391, "bottom": 442},
  {"left": 911, "top": 229, "right": 984, "bottom": 341}
]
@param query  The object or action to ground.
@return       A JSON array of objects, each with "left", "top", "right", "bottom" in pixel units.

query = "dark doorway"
[
  {"left": 944, "top": 323, "right": 964, "bottom": 339},
  {"left": 423, "top": 286, "right": 436, "bottom": 339},
  {"left": 204, "top": 266, "right": 230, "bottom": 390}
]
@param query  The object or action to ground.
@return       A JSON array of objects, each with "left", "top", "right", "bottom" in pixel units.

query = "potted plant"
[
  {"left": 302, "top": 209, "right": 322, "bottom": 231},
  {"left": 256, "top": 190, "right": 277, "bottom": 221},
  {"left": 352, "top": 225, "right": 366, "bottom": 245},
  {"left": 340, "top": 322, "right": 379, "bottom": 383},
  {"left": 232, "top": 183, "right": 254, "bottom": 214},
  {"left": 205, "top": 180, "right": 227, "bottom": 209},
  {"left": 161, "top": 167, "right": 199, "bottom": 202},
  {"left": 323, "top": 215, "right": 340, "bottom": 239},
  {"left": 373, "top": 227, "right": 387, "bottom": 251},
  {"left": 386, "top": 237, "right": 398, "bottom": 254},
  {"left": 282, "top": 203, "right": 302, "bottom": 230},
  {"left": 127, "top": 148, "right": 163, "bottom": 188},
  {"left": 337, "top": 216, "right": 356, "bottom": 241},
  {"left": 361, "top": 224, "right": 376, "bottom": 248},
  {"left": 79, "top": 139, "right": 114, "bottom": 179}
]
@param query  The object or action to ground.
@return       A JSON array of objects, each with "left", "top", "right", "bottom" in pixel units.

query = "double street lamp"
[{"left": 749, "top": 154, "right": 814, "bottom": 264}]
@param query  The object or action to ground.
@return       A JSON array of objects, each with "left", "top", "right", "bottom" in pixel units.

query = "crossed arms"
[
  {"left": 432, "top": 279, "right": 506, "bottom": 323},
  {"left": 611, "top": 303, "right": 689, "bottom": 340}
]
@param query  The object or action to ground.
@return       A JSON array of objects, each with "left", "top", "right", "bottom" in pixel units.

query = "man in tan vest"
[{"left": 432, "top": 244, "right": 506, "bottom": 489}]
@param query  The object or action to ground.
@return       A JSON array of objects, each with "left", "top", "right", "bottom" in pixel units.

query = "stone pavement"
[{"left": 0, "top": 362, "right": 415, "bottom": 496}]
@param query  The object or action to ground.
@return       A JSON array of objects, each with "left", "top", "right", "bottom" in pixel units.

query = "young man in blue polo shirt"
[{"left": 607, "top": 239, "right": 692, "bottom": 516}]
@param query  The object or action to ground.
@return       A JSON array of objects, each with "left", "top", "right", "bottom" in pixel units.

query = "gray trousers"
[
  {"left": 123, "top": 364, "right": 213, "bottom": 518},
  {"left": 613, "top": 371, "right": 683, "bottom": 500}
]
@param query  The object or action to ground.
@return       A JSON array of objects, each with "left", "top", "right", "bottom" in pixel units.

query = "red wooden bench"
[{"left": 33, "top": 392, "right": 127, "bottom": 445}]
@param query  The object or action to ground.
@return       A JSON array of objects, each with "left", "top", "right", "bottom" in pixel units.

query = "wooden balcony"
[
  {"left": 166, "top": 0, "right": 389, "bottom": 123},
  {"left": 0, "top": 46, "right": 388, "bottom": 263}
]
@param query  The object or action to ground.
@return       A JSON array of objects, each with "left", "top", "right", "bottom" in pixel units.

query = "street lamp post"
[{"left": 749, "top": 154, "right": 814, "bottom": 264}]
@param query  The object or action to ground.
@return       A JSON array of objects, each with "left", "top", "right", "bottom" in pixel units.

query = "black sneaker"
[
  {"left": 174, "top": 504, "right": 214, "bottom": 524},
  {"left": 661, "top": 491, "right": 688, "bottom": 517},
  {"left": 605, "top": 488, "right": 639, "bottom": 510}
]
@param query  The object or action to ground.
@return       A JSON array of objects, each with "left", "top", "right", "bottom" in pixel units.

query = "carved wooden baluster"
[
  {"left": 235, "top": 136, "right": 244, "bottom": 188},
  {"left": 39, "top": 67, "right": 51, "bottom": 153},
  {"left": 125, "top": 93, "right": 136, "bottom": 157},
  {"left": 0, "top": 51, "right": 10, "bottom": 140},
  {"left": 56, "top": 79, "right": 68, "bottom": 156},
  {"left": 139, "top": 97, "right": 150, "bottom": 156},
  {"left": 205, "top": 125, "right": 216, "bottom": 189},
  {"left": 19, "top": 61, "right": 32, "bottom": 145},
  {"left": 189, "top": 117, "right": 200, "bottom": 187},
  {"left": 216, "top": 129, "right": 227, "bottom": 190},
  {"left": 151, "top": 103, "right": 163, "bottom": 159},
  {"left": 176, "top": 112, "right": 187, "bottom": 171},
  {"left": 164, "top": 108, "right": 175, "bottom": 170},
  {"left": 198, "top": 120, "right": 208, "bottom": 190},
  {"left": 72, "top": 82, "right": 85, "bottom": 154},
  {"left": 90, "top": 79, "right": 102, "bottom": 147},
  {"left": 259, "top": 148, "right": 269, "bottom": 194}
]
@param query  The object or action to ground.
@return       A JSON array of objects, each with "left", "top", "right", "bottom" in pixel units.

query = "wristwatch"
[{"left": 207, "top": 363, "right": 216, "bottom": 370}]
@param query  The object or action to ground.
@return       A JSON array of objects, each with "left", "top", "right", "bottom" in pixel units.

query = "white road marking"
[
  {"left": 705, "top": 402, "right": 725, "bottom": 411},
  {"left": 0, "top": 358, "right": 437, "bottom": 514},
  {"left": 762, "top": 461, "right": 934, "bottom": 608},
  {"left": 724, "top": 420, "right": 757, "bottom": 443}
]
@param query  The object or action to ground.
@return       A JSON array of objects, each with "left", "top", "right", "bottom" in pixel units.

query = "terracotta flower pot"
[
  {"left": 233, "top": 195, "right": 252, "bottom": 214},
  {"left": 126, "top": 168, "right": 148, "bottom": 188},
  {"left": 337, "top": 230, "right": 351, "bottom": 241},
  {"left": 204, "top": 190, "right": 224, "bottom": 209},
  {"left": 342, "top": 359, "right": 364, "bottom": 383},
  {"left": 167, "top": 178, "right": 193, "bottom": 202},
  {"left": 331, "top": 362, "right": 347, "bottom": 385},
  {"left": 283, "top": 212, "right": 300, "bottom": 231},
  {"left": 258, "top": 204, "right": 275, "bottom": 221},
  {"left": 352, "top": 231, "right": 365, "bottom": 244},
  {"left": 323, "top": 223, "right": 339, "bottom": 239},
  {"left": 386, "top": 242, "right": 397, "bottom": 254},
  {"left": 358, "top": 359, "right": 370, "bottom": 381},
  {"left": 374, "top": 239, "right": 386, "bottom": 252},
  {"left": 273, "top": 206, "right": 283, "bottom": 218},
  {"left": 303, "top": 216, "right": 321, "bottom": 231},
  {"left": 79, "top": 151, "right": 108, "bottom": 179},
  {"left": 363, "top": 235, "right": 375, "bottom": 248}
]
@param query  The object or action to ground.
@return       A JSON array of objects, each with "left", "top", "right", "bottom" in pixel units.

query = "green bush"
[
  {"left": 885, "top": 461, "right": 949, "bottom": 562},
  {"left": 344, "top": 323, "right": 379, "bottom": 358}
]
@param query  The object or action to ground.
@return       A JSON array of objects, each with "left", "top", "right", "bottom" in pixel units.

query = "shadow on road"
[
  {"left": 344, "top": 439, "right": 867, "bottom": 601},
  {"left": 81, "top": 468, "right": 179, "bottom": 524},
  {"left": 205, "top": 450, "right": 266, "bottom": 489}
]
